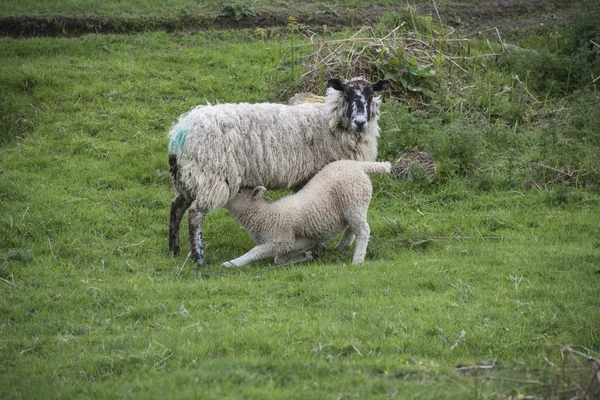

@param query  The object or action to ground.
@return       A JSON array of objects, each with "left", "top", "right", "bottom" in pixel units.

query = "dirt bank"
[{"left": 0, "top": 0, "right": 573, "bottom": 38}]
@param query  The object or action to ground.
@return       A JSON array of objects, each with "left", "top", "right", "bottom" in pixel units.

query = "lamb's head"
[
  {"left": 226, "top": 186, "right": 267, "bottom": 217},
  {"left": 327, "top": 77, "right": 390, "bottom": 133}
]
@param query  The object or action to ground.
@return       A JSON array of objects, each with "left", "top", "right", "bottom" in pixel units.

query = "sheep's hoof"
[
  {"left": 310, "top": 250, "right": 319, "bottom": 260},
  {"left": 169, "top": 245, "right": 180, "bottom": 256},
  {"left": 191, "top": 252, "right": 206, "bottom": 267},
  {"left": 220, "top": 261, "right": 237, "bottom": 268},
  {"left": 318, "top": 243, "right": 328, "bottom": 251}
]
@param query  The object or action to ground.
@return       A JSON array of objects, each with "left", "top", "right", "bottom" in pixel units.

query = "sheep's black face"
[{"left": 328, "top": 78, "right": 390, "bottom": 133}]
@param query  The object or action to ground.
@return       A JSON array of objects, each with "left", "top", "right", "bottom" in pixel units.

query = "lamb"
[
  {"left": 221, "top": 160, "right": 392, "bottom": 267},
  {"left": 168, "top": 77, "right": 390, "bottom": 266}
]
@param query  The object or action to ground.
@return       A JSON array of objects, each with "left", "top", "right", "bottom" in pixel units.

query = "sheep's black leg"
[
  {"left": 169, "top": 193, "right": 192, "bottom": 255},
  {"left": 188, "top": 203, "right": 205, "bottom": 267}
]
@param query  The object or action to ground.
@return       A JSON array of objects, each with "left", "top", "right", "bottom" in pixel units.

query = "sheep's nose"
[{"left": 353, "top": 120, "right": 366, "bottom": 131}]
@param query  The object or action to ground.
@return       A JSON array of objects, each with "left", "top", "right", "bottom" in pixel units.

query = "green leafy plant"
[
  {"left": 218, "top": 2, "right": 257, "bottom": 21},
  {"left": 381, "top": 53, "right": 436, "bottom": 96}
]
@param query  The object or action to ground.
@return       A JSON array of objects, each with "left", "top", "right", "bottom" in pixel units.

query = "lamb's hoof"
[
  {"left": 220, "top": 261, "right": 236, "bottom": 268},
  {"left": 310, "top": 250, "right": 319, "bottom": 260},
  {"left": 318, "top": 243, "right": 328, "bottom": 251},
  {"left": 169, "top": 245, "right": 180, "bottom": 256}
]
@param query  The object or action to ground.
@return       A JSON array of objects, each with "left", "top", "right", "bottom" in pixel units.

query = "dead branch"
[
  {"left": 482, "top": 376, "right": 547, "bottom": 386},
  {"left": 431, "top": 0, "right": 443, "bottom": 26},
  {"left": 562, "top": 345, "right": 600, "bottom": 364},
  {"left": 456, "top": 360, "right": 496, "bottom": 372}
]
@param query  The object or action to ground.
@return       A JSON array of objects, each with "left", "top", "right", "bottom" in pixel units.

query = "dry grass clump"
[
  {"left": 392, "top": 149, "right": 437, "bottom": 182},
  {"left": 287, "top": 92, "right": 324, "bottom": 105},
  {"left": 296, "top": 4, "right": 508, "bottom": 98},
  {"left": 299, "top": 23, "right": 474, "bottom": 97}
]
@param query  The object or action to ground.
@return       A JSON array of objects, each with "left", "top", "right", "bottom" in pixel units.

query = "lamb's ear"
[
  {"left": 327, "top": 78, "right": 345, "bottom": 92},
  {"left": 250, "top": 186, "right": 267, "bottom": 200},
  {"left": 372, "top": 79, "right": 391, "bottom": 92}
]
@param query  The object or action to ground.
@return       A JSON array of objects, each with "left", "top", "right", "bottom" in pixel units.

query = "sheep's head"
[
  {"left": 226, "top": 186, "right": 267, "bottom": 217},
  {"left": 327, "top": 77, "right": 390, "bottom": 133}
]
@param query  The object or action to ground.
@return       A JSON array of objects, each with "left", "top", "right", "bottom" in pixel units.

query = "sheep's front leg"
[
  {"left": 221, "top": 244, "right": 278, "bottom": 268},
  {"left": 169, "top": 193, "right": 193, "bottom": 255},
  {"left": 351, "top": 222, "right": 370, "bottom": 265},
  {"left": 334, "top": 228, "right": 356, "bottom": 251},
  {"left": 188, "top": 202, "right": 206, "bottom": 267}
]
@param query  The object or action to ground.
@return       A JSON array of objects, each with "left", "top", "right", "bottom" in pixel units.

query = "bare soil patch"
[{"left": 429, "top": 0, "right": 573, "bottom": 30}]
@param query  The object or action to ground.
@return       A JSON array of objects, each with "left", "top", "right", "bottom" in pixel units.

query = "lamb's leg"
[
  {"left": 188, "top": 202, "right": 206, "bottom": 267},
  {"left": 169, "top": 193, "right": 192, "bottom": 255},
  {"left": 275, "top": 251, "right": 318, "bottom": 265},
  {"left": 334, "top": 227, "right": 356, "bottom": 251},
  {"left": 274, "top": 238, "right": 319, "bottom": 265},
  {"left": 221, "top": 244, "right": 278, "bottom": 268},
  {"left": 351, "top": 222, "right": 370, "bottom": 265}
]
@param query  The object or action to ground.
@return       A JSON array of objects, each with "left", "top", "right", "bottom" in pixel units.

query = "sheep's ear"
[
  {"left": 250, "top": 186, "right": 267, "bottom": 200},
  {"left": 327, "top": 78, "right": 345, "bottom": 92},
  {"left": 372, "top": 79, "right": 391, "bottom": 92}
]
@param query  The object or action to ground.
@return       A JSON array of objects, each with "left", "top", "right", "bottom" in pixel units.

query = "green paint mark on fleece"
[{"left": 169, "top": 127, "right": 187, "bottom": 152}]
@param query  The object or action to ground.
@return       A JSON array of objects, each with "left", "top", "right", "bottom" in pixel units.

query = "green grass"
[{"left": 1, "top": 5, "right": 600, "bottom": 398}]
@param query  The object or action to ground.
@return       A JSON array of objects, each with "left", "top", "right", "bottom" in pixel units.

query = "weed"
[
  {"left": 288, "top": 16, "right": 298, "bottom": 81},
  {"left": 218, "top": 2, "right": 258, "bottom": 21},
  {"left": 255, "top": 27, "right": 267, "bottom": 76}
]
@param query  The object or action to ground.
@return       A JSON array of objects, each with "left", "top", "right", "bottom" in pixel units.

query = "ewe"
[
  {"left": 168, "top": 77, "right": 390, "bottom": 266},
  {"left": 222, "top": 160, "right": 391, "bottom": 267}
]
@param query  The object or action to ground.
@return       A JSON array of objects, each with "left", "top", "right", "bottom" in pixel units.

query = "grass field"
[{"left": 1, "top": 1, "right": 600, "bottom": 398}]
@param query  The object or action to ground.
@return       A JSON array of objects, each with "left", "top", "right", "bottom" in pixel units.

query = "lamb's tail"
[{"left": 361, "top": 161, "right": 392, "bottom": 175}]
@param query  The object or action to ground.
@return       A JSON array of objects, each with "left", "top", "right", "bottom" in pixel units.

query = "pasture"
[{"left": 1, "top": 0, "right": 599, "bottom": 398}]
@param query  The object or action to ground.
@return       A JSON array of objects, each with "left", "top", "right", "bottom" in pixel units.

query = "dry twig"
[
  {"left": 482, "top": 375, "right": 547, "bottom": 386},
  {"left": 562, "top": 345, "right": 600, "bottom": 364},
  {"left": 175, "top": 252, "right": 191, "bottom": 280},
  {"left": 0, "top": 276, "right": 18, "bottom": 288}
]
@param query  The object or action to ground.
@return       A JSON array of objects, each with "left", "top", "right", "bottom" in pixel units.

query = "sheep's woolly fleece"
[{"left": 168, "top": 86, "right": 383, "bottom": 213}]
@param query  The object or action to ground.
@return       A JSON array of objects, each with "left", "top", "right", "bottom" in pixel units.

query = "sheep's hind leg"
[
  {"left": 169, "top": 193, "right": 192, "bottom": 255},
  {"left": 334, "top": 228, "right": 356, "bottom": 251},
  {"left": 351, "top": 222, "right": 370, "bottom": 265},
  {"left": 221, "top": 244, "right": 278, "bottom": 268},
  {"left": 188, "top": 202, "right": 206, "bottom": 267}
]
